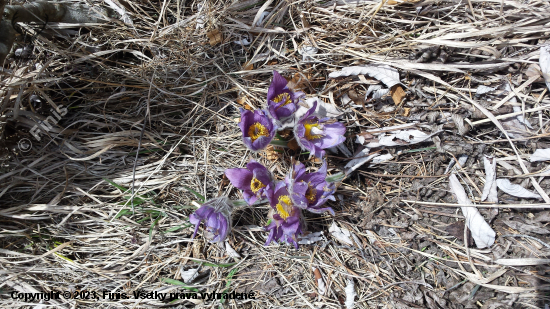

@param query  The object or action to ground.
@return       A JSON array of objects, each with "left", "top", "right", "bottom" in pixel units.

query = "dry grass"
[{"left": 1, "top": 0, "right": 549, "bottom": 308}]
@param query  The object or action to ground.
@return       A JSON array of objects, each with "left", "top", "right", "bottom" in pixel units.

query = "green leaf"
[
  {"left": 163, "top": 224, "right": 192, "bottom": 233},
  {"left": 103, "top": 178, "right": 130, "bottom": 193},
  {"left": 149, "top": 216, "right": 162, "bottom": 241},
  {"left": 161, "top": 278, "right": 199, "bottom": 292},
  {"left": 269, "top": 139, "right": 289, "bottom": 147},
  {"left": 173, "top": 205, "right": 198, "bottom": 210},
  {"left": 114, "top": 209, "right": 134, "bottom": 219},
  {"left": 220, "top": 267, "right": 239, "bottom": 304},
  {"left": 183, "top": 186, "right": 205, "bottom": 203},
  {"left": 326, "top": 172, "right": 345, "bottom": 183}
]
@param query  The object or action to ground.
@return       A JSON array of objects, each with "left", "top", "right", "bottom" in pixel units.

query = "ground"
[{"left": 0, "top": 0, "right": 549, "bottom": 308}]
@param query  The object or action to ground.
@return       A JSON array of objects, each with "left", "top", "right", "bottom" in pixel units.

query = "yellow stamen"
[
  {"left": 305, "top": 186, "right": 317, "bottom": 203},
  {"left": 247, "top": 122, "right": 269, "bottom": 142},
  {"left": 304, "top": 120, "right": 323, "bottom": 140},
  {"left": 250, "top": 177, "right": 265, "bottom": 194},
  {"left": 273, "top": 93, "right": 292, "bottom": 110},
  {"left": 276, "top": 195, "right": 292, "bottom": 220}
]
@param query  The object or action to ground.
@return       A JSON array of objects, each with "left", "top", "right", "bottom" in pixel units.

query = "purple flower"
[
  {"left": 239, "top": 108, "right": 277, "bottom": 152},
  {"left": 189, "top": 197, "right": 233, "bottom": 242},
  {"left": 295, "top": 101, "right": 346, "bottom": 158},
  {"left": 267, "top": 71, "right": 304, "bottom": 122},
  {"left": 265, "top": 181, "right": 303, "bottom": 249},
  {"left": 287, "top": 160, "right": 336, "bottom": 215},
  {"left": 225, "top": 159, "right": 274, "bottom": 205}
]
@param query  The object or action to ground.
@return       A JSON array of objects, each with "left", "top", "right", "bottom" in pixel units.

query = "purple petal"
[
  {"left": 243, "top": 190, "right": 258, "bottom": 205},
  {"left": 246, "top": 159, "right": 265, "bottom": 171},
  {"left": 251, "top": 135, "right": 272, "bottom": 150},
  {"left": 308, "top": 205, "right": 335, "bottom": 215},
  {"left": 207, "top": 212, "right": 221, "bottom": 231},
  {"left": 300, "top": 101, "right": 318, "bottom": 121},
  {"left": 191, "top": 219, "right": 201, "bottom": 239},
  {"left": 291, "top": 181, "right": 309, "bottom": 209},
  {"left": 316, "top": 135, "right": 345, "bottom": 149},
  {"left": 267, "top": 71, "right": 288, "bottom": 101},
  {"left": 292, "top": 161, "right": 307, "bottom": 180},
  {"left": 252, "top": 168, "right": 272, "bottom": 188},
  {"left": 225, "top": 168, "right": 253, "bottom": 190},
  {"left": 270, "top": 102, "right": 296, "bottom": 120},
  {"left": 310, "top": 144, "right": 325, "bottom": 159},
  {"left": 301, "top": 172, "right": 325, "bottom": 186},
  {"left": 242, "top": 136, "right": 258, "bottom": 151},
  {"left": 291, "top": 91, "right": 305, "bottom": 103},
  {"left": 239, "top": 108, "right": 253, "bottom": 136}
]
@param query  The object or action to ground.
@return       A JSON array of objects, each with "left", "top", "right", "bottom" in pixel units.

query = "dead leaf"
[
  {"left": 391, "top": 85, "right": 406, "bottom": 105},
  {"left": 525, "top": 63, "right": 542, "bottom": 80},
  {"left": 243, "top": 61, "right": 254, "bottom": 70},
  {"left": 300, "top": 46, "right": 318, "bottom": 62},
  {"left": 345, "top": 279, "right": 356, "bottom": 309},
  {"left": 496, "top": 179, "right": 542, "bottom": 199},
  {"left": 236, "top": 97, "right": 252, "bottom": 110},
  {"left": 449, "top": 174, "right": 495, "bottom": 248},
  {"left": 481, "top": 156, "right": 498, "bottom": 203},
  {"left": 329, "top": 221, "right": 355, "bottom": 246},
  {"left": 263, "top": 145, "right": 279, "bottom": 162},
  {"left": 298, "top": 231, "right": 325, "bottom": 244},
  {"left": 225, "top": 241, "right": 240, "bottom": 258},
  {"left": 358, "top": 129, "right": 440, "bottom": 148},
  {"left": 287, "top": 72, "right": 309, "bottom": 92},
  {"left": 287, "top": 139, "right": 300, "bottom": 151},
  {"left": 445, "top": 221, "right": 474, "bottom": 245},
  {"left": 329, "top": 65, "right": 402, "bottom": 89},
  {"left": 312, "top": 267, "right": 326, "bottom": 295},
  {"left": 180, "top": 268, "right": 199, "bottom": 283},
  {"left": 277, "top": 129, "right": 293, "bottom": 139},
  {"left": 206, "top": 29, "right": 223, "bottom": 46},
  {"left": 530, "top": 148, "right": 550, "bottom": 162},
  {"left": 539, "top": 45, "right": 550, "bottom": 90},
  {"left": 308, "top": 156, "right": 322, "bottom": 164}
]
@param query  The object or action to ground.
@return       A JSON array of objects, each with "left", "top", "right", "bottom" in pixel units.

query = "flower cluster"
[
  {"left": 228, "top": 159, "right": 336, "bottom": 248},
  {"left": 189, "top": 71, "right": 346, "bottom": 249},
  {"left": 239, "top": 71, "right": 346, "bottom": 158},
  {"left": 189, "top": 159, "right": 337, "bottom": 248}
]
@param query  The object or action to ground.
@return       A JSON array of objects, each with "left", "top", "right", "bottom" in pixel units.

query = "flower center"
[
  {"left": 247, "top": 122, "right": 269, "bottom": 142},
  {"left": 304, "top": 121, "right": 323, "bottom": 140},
  {"left": 276, "top": 195, "right": 293, "bottom": 220},
  {"left": 305, "top": 185, "right": 317, "bottom": 204},
  {"left": 250, "top": 177, "right": 265, "bottom": 194},
  {"left": 273, "top": 93, "right": 292, "bottom": 110}
]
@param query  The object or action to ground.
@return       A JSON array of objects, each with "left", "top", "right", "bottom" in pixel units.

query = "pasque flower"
[
  {"left": 267, "top": 71, "right": 304, "bottom": 122},
  {"left": 287, "top": 160, "right": 335, "bottom": 215},
  {"left": 225, "top": 159, "right": 274, "bottom": 205},
  {"left": 240, "top": 108, "right": 277, "bottom": 152},
  {"left": 295, "top": 101, "right": 346, "bottom": 158},
  {"left": 265, "top": 181, "right": 303, "bottom": 249},
  {"left": 190, "top": 197, "right": 233, "bottom": 242}
]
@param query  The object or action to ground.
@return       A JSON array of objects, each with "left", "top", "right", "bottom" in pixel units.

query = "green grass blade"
[
  {"left": 161, "top": 278, "right": 199, "bottom": 292},
  {"left": 183, "top": 186, "right": 205, "bottom": 203}
]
